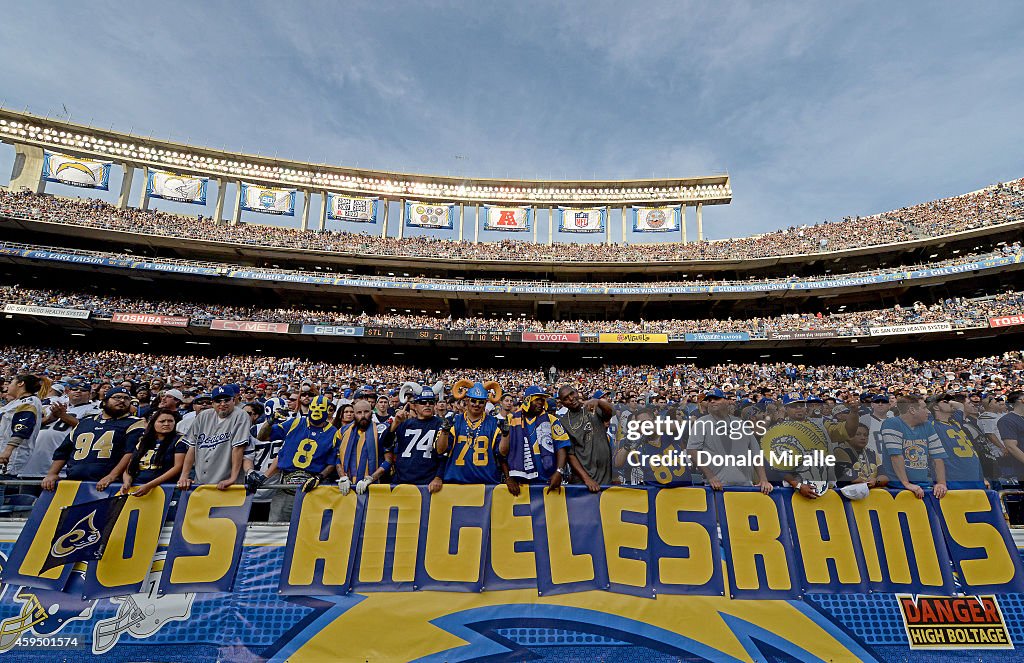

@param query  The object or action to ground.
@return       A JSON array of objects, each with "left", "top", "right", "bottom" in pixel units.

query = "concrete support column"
[
  {"left": 138, "top": 166, "right": 151, "bottom": 210},
  {"left": 300, "top": 190, "right": 311, "bottom": 231},
  {"left": 317, "top": 193, "right": 326, "bottom": 232},
  {"left": 547, "top": 206, "right": 553, "bottom": 246},
  {"left": 398, "top": 199, "right": 406, "bottom": 239},
  {"left": 8, "top": 143, "right": 45, "bottom": 193},
  {"left": 697, "top": 202, "right": 704, "bottom": 241},
  {"left": 213, "top": 179, "right": 227, "bottom": 224},
  {"left": 231, "top": 181, "right": 242, "bottom": 225},
  {"left": 458, "top": 203, "right": 465, "bottom": 241},
  {"left": 474, "top": 205, "right": 480, "bottom": 244},
  {"left": 622, "top": 206, "right": 628, "bottom": 244},
  {"left": 532, "top": 206, "right": 538, "bottom": 243},
  {"left": 381, "top": 199, "right": 389, "bottom": 238},
  {"left": 117, "top": 164, "right": 134, "bottom": 209},
  {"left": 605, "top": 206, "right": 611, "bottom": 245},
  {"left": 680, "top": 204, "right": 687, "bottom": 244}
]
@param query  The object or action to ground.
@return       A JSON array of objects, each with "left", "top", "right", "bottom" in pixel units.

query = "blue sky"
[{"left": 1, "top": 1, "right": 1022, "bottom": 243}]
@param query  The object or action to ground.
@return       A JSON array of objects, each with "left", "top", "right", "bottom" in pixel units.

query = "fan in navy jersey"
[
  {"left": 122, "top": 408, "right": 187, "bottom": 496},
  {"left": 42, "top": 388, "right": 144, "bottom": 491},
  {"left": 376, "top": 385, "right": 449, "bottom": 492},
  {"left": 929, "top": 393, "right": 986, "bottom": 488},
  {"left": 440, "top": 380, "right": 509, "bottom": 487}
]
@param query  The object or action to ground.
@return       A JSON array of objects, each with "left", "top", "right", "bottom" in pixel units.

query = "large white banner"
[
  {"left": 869, "top": 322, "right": 954, "bottom": 336},
  {"left": 41, "top": 151, "right": 111, "bottom": 190},
  {"left": 405, "top": 200, "right": 454, "bottom": 229},
  {"left": 147, "top": 169, "right": 208, "bottom": 205},
  {"left": 484, "top": 205, "right": 531, "bottom": 232},
  {"left": 632, "top": 205, "right": 681, "bottom": 232},
  {"left": 558, "top": 207, "right": 605, "bottom": 233},
  {"left": 327, "top": 193, "right": 377, "bottom": 223},
  {"left": 240, "top": 183, "right": 296, "bottom": 216},
  {"left": 3, "top": 303, "right": 90, "bottom": 319}
]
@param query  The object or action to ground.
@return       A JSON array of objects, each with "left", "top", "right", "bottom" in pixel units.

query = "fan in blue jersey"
[
  {"left": 879, "top": 395, "right": 948, "bottom": 498},
  {"left": 929, "top": 394, "right": 986, "bottom": 488},
  {"left": 43, "top": 388, "right": 144, "bottom": 491},
  {"left": 252, "top": 395, "right": 340, "bottom": 522},
  {"left": 375, "top": 384, "right": 448, "bottom": 492},
  {"left": 337, "top": 399, "right": 383, "bottom": 494},
  {"left": 507, "top": 386, "right": 571, "bottom": 494},
  {"left": 440, "top": 380, "right": 509, "bottom": 486}
]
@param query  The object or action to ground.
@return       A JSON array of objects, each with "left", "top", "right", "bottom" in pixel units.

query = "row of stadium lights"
[{"left": 0, "top": 119, "right": 731, "bottom": 203}]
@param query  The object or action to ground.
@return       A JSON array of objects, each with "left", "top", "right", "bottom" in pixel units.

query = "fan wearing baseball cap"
[{"left": 177, "top": 385, "right": 250, "bottom": 491}]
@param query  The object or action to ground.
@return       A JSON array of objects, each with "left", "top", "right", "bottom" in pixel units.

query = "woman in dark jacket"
[{"left": 122, "top": 408, "right": 187, "bottom": 496}]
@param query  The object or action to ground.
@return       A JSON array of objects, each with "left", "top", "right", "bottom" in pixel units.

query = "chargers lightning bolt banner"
[
  {"left": 632, "top": 205, "right": 681, "bottom": 232},
  {"left": 404, "top": 200, "right": 455, "bottom": 229},
  {"left": 1, "top": 483, "right": 1022, "bottom": 660},
  {"left": 557, "top": 207, "right": 606, "bottom": 233},
  {"left": 146, "top": 170, "right": 208, "bottom": 205},
  {"left": 483, "top": 205, "right": 532, "bottom": 232},
  {"left": 240, "top": 183, "right": 296, "bottom": 216},
  {"left": 326, "top": 193, "right": 378, "bottom": 223},
  {"left": 41, "top": 151, "right": 111, "bottom": 190}
]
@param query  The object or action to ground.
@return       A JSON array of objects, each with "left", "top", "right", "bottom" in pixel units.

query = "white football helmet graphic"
[
  {"left": 92, "top": 552, "right": 195, "bottom": 654},
  {"left": 0, "top": 560, "right": 95, "bottom": 653}
]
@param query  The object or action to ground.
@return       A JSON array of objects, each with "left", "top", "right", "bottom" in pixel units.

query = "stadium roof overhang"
[{"left": 0, "top": 109, "right": 731, "bottom": 207}]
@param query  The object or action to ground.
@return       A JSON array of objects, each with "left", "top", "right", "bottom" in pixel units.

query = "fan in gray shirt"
[{"left": 178, "top": 389, "right": 250, "bottom": 489}]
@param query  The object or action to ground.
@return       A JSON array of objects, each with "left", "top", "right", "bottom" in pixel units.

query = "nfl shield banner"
[
  {"left": 558, "top": 207, "right": 605, "bottom": 233},
  {"left": 240, "top": 182, "right": 296, "bottom": 216},
  {"left": 42, "top": 151, "right": 111, "bottom": 190},
  {"left": 327, "top": 192, "right": 378, "bottom": 223},
  {"left": 632, "top": 205, "right": 681, "bottom": 232},
  {"left": 484, "top": 205, "right": 531, "bottom": 232},
  {"left": 405, "top": 200, "right": 454, "bottom": 229},
  {"left": 146, "top": 169, "right": 208, "bottom": 205}
]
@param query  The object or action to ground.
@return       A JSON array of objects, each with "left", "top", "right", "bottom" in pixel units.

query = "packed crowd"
[
  {"left": 1, "top": 343, "right": 1022, "bottom": 512},
  {"left": 3, "top": 284, "right": 1020, "bottom": 336},
  {"left": 2, "top": 176, "right": 1022, "bottom": 263}
]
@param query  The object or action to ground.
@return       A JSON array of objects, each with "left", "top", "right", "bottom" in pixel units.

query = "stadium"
[{"left": 1, "top": 4, "right": 1024, "bottom": 662}]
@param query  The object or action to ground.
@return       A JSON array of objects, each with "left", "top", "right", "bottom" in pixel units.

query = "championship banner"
[
  {"left": 483, "top": 205, "right": 531, "bottom": 232},
  {"left": 41, "top": 151, "right": 111, "bottom": 189},
  {"left": 557, "top": 207, "right": 605, "bottom": 233},
  {"left": 0, "top": 486, "right": 1021, "bottom": 660},
  {"left": 326, "top": 192, "right": 378, "bottom": 223},
  {"left": 239, "top": 182, "right": 296, "bottom": 216},
  {"left": 110, "top": 312, "right": 189, "bottom": 327},
  {"left": 405, "top": 200, "right": 454, "bottom": 229},
  {"left": 3, "top": 303, "right": 90, "bottom": 319},
  {"left": 146, "top": 169, "right": 208, "bottom": 205},
  {"left": 632, "top": 205, "right": 681, "bottom": 233},
  {"left": 598, "top": 333, "right": 669, "bottom": 344},
  {"left": 869, "top": 322, "right": 954, "bottom": 336}
]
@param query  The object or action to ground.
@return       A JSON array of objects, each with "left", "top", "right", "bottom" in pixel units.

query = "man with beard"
[
  {"left": 376, "top": 386, "right": 448, "bottom": 493},
  {"left": 177, "top": 385, "right": 250, "bottom": 491},
  {"left": 337, "top": 399, "right": 383, "bottom": 494},
  {"left": 42, "top": 387, "right": 143, "bottom": 491},
  {"left": 20, "top": 379, "right": 99, "bottom": 478}
]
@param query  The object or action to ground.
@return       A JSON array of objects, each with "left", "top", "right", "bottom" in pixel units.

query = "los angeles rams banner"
[
  {"left": 632, "top": 205, "right": 681, "bottom": 232},
  {"left": 483, "top": 205, "right": 532, "bottom": 232},
  {"left": 41, "top": 151, "right": 111, "bottom": 190},
  {"left": 146, "top": 169, "right": 208, "bottom": 204},
  {"left": 326, "top": 192, "right": 378, "bottom": 223},
  {"left": 557, "top": 207, "right": 605, "bottom": 233},
  {"left": 405, "top": 200, "right": 455, "bottom": 229},
  {"left": 240, "top": 182, "right": 296, "bottom": 216},
  {"left": 2, "top": 484, "right": 1023, "bottom": 660}
]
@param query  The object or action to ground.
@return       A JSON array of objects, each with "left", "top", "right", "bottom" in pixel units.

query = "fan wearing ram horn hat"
[
  {"left": 360, "top": 381, "right": 449, "bottom": 493},
  {"left": 437, "top": 379, "right": 509, "bottom": 488}
]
